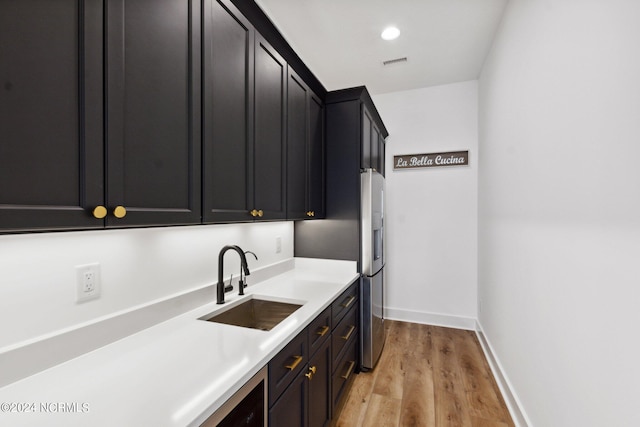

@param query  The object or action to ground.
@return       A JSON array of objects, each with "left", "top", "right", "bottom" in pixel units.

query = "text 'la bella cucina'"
[{"left": 395, "top": 155, "right": 466, "bottom": 168}]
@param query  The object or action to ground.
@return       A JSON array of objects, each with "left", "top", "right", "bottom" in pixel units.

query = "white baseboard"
[
  {"left": 475, "top": 321, "right": 532, "bottom": 427},
  {"left": 384, "top": 307, "right": 476, "bottom": 330}
]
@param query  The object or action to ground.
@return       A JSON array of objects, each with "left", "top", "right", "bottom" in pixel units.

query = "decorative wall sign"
[{"left": 393, "top": 150, "right": 469, "bottom": 170}]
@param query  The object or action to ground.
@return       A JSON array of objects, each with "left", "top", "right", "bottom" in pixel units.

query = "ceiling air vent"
[{"left": 383, "top": 57, "right": 408, "bottom": 66}]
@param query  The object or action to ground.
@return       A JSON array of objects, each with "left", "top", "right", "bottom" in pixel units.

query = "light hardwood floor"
[{"left": 335, "top": 320, "right": 514, "bottom": 427}]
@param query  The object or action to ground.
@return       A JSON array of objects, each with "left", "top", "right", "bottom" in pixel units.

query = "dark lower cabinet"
[
  {"left": 330, "top": 282, "right": 360, "bottom": 418},
  {"left": 0, "top": 0, "right": 201, "bottom": 232},
  {"left": 308, "top": 338, "right": 332, "bottom": 427},
  {"left": 268, "top": 338, "right": 331, "bottom": 427},
  {"left": 267, "top": 282, "right": 358, "bottom": 426},
  {"left": 332, "top": 338, "right": 358, "bottom": 413},
  {"left": 269, "top": 368, "right": 309, "bottom": 427}
]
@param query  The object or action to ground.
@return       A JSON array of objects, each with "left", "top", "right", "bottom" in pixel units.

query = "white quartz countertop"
[{"left": 0, "top": 258, "right": 359, "bottom": 426}]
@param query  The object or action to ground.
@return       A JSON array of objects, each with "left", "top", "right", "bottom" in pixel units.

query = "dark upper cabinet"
[
  {"left": 0, "top": 0, "right": 201, "bottom": 232},
  {"left": 361, "top": 104, "right": 385, "bottom": 175},
  {"left": 361, "top": 106, "right": 373, "bottom": 170},
  {"left": 286, "top": 70, "right": 325, "bottom": 220},
  {"left": 105, "top": 0, "right": 202, "bottom": 227},
  {"left": 203, "top": 0, "right": 254, "bottom": 223},
  {"left": 253, "top": 35, "right": 287, "bottom": 221},
  {"left": 308, "top": 94, "right": 326, "bottom": 218},
  {"left": 295, "top": 87, "right": 388, "bottom": 262},
  {"left": 0, "top": 0, "right": 104, "bottom": 232},
  {"left": 203, "top": 4, "right": 286, "bottom": 223},
  {"left": 286, "top": 71, "right": 308, "bottom": 220},
  {"left": 2, "top": 0, "right": 323, "bottom": 233}
]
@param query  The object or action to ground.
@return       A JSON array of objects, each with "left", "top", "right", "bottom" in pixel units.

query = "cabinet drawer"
[
  {"left": 308, "top": 306, "right": 331, "bottom": 356},
  {"left": 331, "top": 281, "right": 358, "bottom": 326},
  {"left": 331, "top": 337, "right": 358, "bottom": 411},
  {"left": 332, "top": 305, "right": 358, "bottom": 364},
  {"left": 268, "top": 329, "right": 308, "bottom": 407}
]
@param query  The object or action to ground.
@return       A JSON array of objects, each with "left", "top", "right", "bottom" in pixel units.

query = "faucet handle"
[{"left": 224, "top": 274, "right": 234, "bottom": 293}]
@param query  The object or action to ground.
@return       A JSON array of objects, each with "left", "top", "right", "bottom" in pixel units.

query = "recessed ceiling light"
[{"left": 381, "top": 26, "right": 400, "bottom": 41}]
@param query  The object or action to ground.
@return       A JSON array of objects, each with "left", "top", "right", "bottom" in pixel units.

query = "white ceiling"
[{"left": 255, "top": 0, "right": 508, "bottom": 95}]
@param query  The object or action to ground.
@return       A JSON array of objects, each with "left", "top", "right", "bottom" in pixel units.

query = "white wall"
[
  {"left": 373, "top": 81, "right": 478, "bottom": 328},
  {"left": 0, "top": 222, "right": 293, "bottom": 350},
  {"left": 479, "top": 1, "right": 640, "bottom": 426}
]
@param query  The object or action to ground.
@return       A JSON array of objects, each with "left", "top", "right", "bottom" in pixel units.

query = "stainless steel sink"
[{"left": 200, "top": 297, "right": 303, "bottom": 331}]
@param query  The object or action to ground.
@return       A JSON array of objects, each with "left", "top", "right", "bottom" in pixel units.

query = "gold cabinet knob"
[
  {"left": 305, "top": 365, "right": 317, "bottom": 380},
  {"left": 250, "top": 209, "right": 259, "bottom": 217},
  {"left": 92, "top": 206, "right": 107, "bottom": 219},
  {"left": 306, "top": 211, "right": 312, "bottom": 217},
  {"left": 257, "top": 209, "right": 264, "bottom": 217},
  {"left": 311, "top": 211, "right": 315, "bottom": 217},
  {"left": 113, "top": 205, "right": 127, "bottom": 218}
]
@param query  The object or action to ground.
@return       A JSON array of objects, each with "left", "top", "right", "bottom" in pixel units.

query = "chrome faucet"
[{"left": 217, "top": 245, "right": 250, "bottom": 304}]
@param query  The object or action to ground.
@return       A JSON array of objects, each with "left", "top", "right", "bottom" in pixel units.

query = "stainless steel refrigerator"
[{"left": 360, "top": 169, "right": 386, "bottom": 370}]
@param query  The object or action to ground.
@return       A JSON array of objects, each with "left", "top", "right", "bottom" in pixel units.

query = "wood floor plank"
[
  {"left": 399, "top": 323, "right": 436, "bottom": 427},
  {"left": 334, "top": 370, "right": 376, "bottom": 427},
  {"left": 431, "top": 326, "right": 474, "bottom": 427},
  {"left": 371, "top": 320, "right": 408, "bottom": 400},
  {"left": 335, "top": 321, "right": 515, "bottom": 427},
  {"left": 453, "top": 330, "right": 514, "bottom": 426},
  {"left": 470, "top": 416, "right": 511, "bottom": 427},
  {"left": 360, "top": 393, "right": 402, "bottom": 427}
]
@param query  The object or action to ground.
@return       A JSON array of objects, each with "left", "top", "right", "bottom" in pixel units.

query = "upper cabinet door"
[
  {"left": 308, "top": 93, "right": 325, "bottom": 219},
  {"left": 371, "top": 121, "right": 381, "bottom": 173},
  {"left": 361, "top": 105, "right": 373, "bottom": 170},
  {"left": 105, "top": 0, "right": 202, "bottom": 227},
  {"left": 0, "top": 0, "right": 104, "bottom": 232},
  {"left": 286, "top": 71, "right": 309, "bottom": 220},
  {"left": 203, "top": 0, "right": 255, "bottom": 223},
  {"left": 253, "top": 35, "right": 287, "bottom": 221},
  {"left": 286, "top": 71, "right": 325, "bottom": 221}
]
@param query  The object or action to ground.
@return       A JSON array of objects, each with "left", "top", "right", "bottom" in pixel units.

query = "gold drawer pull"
[
  {"left": 316, "top": 325, "right": 329, "bottom": 337},
  {"left": 284, "top": 355, "right": 303, "bottom": 371},
  {"left": 92, "top": 206, "right": 107, "bottom": 219},
  {"left": 341, "top": 295, "right": 356, "bottom": 309},
  {"left": 305, "top": 365, "right": 317, "bottom": 380},
  {"left": 341, "top": 325, "right": 355, "bottom": 341},
  {"left": 341, "top": 361, "right": 356, "bottom": 380}
]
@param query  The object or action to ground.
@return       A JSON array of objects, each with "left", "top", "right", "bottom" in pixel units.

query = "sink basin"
[{"left": 201, "top": 297, "right": 303, "bottom": 331}]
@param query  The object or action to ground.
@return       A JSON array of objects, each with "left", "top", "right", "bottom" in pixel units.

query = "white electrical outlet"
[
  {"left": 76, "top": 263, "right": 101, "bottom": 303},
  {"left": 276, "top": 236, "right": 282, "bottom": 253}
]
